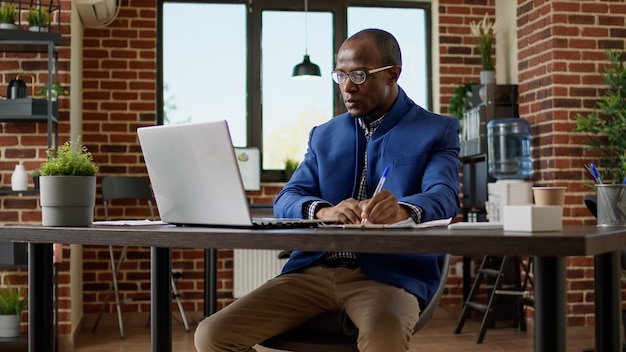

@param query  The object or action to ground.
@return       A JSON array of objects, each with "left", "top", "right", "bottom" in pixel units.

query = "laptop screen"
[{"left": 137, "top": 120, "right": 255, "bottom": 227}]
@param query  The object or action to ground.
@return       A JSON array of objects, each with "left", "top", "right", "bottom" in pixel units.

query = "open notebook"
[{"left": 137, "top": 120, "right": 320, "bottom": 229}]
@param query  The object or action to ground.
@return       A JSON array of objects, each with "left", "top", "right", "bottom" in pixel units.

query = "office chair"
[
  {"left": 91, "top": 176, "right": 190, "bottom": 339},
  {"left": 259, "top": 254, "right": 450, "bottom": 352}
]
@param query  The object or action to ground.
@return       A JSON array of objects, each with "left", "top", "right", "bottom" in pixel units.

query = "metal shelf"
[{"left": 0, "top": 39, "right": 59, "bottom": 150}]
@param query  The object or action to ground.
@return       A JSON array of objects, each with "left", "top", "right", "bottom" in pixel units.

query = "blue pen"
[
  {"left": 623, "top": 176, "right": 626, "bottom": 184},
  {"left": 590, "top": 163, "right": 603, "bottom": 184},
  {"left": 361, "top": 164, "right": 391, "bottom": 225},
  {"left": 373, "top": 164, "right": 391, "bottom": 195}
]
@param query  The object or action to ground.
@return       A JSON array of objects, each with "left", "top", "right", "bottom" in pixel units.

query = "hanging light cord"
[{"left": 304, "top": 0, "right": 309, "bottom": 55}]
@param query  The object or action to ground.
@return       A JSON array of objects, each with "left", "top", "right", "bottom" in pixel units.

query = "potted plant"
[
  {"left": 36, "top": 81, "right": 69, "bottom": 101},
  {"left": 0, "top": 279, "right": 27, "bottom": 338},
  {"left": 575, "top": 48, "right": 626, "bottom": 227},
  {"left": 0, "top": 3, "right": 17, "bottom": 29},
  {"left": 470, "top": 12, "right": 497, "bottom": 84},
  {"left": 448, "top": 81, "right": 477, "bottom": 120},
  {"left": 39, "top": 136, "right": 98, "bottom": 226},
  {"left": 284, "top": 157, "right": 300, "bottom": 181},
  {"left": 574, "top": 48, "right": 626, "bottom": 184},
  {"left": 27, "top": 7, "right": 50, "bottom": 32}
]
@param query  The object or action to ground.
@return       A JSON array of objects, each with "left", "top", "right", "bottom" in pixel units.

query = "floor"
[{"left": 73, "top": 306, "right": 602, "bottom": 352}]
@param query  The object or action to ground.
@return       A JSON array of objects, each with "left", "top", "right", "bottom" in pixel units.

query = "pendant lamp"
[{"left": 292, "top": 0, "right": 321, "bottom": 79}]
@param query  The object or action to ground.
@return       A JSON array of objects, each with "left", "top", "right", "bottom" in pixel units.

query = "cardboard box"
[{"left": 503, "top": 205, "right": 563, "bottom": 232}]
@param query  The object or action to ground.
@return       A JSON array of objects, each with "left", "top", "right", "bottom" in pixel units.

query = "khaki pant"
[{"left": 194, "top": 265, "right": 420, "bottom": 352}]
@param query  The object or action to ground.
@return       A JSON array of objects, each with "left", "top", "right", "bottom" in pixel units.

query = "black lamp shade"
[{"left": 292, "top": 54, "right": 321, "bottom": 78}]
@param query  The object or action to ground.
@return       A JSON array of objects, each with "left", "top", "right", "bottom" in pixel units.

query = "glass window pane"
[
  {"left": 261, "top": 10, "right": 334, "bottom": 170},
  {"left": 348, "top": 7, "right": 429, "bottom": 109},
  {"left": 163, "top": 3, "right": 248, "bottom": 146}
]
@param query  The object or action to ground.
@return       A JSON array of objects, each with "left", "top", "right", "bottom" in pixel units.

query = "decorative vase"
[
  {"left": 480, "top": 70, "right": 495, "bottom": 85},
  {"left": 11, "top": 164, "right": 28, "bottom": 191},
  {"left": 40, "top": 176, "right": 96, "bottom": 227},
  {"left": 0, "top": 314, "right": 20, "bottom": 338}
]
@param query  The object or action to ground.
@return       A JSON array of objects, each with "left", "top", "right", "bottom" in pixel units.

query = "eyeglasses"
[{"left": 331, "top": 65, "right": 395, "bottom": 85}]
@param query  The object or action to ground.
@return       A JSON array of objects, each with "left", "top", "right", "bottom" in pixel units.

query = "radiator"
[{"left": 233, "top": 249, "right": 288, "bottom": 298}]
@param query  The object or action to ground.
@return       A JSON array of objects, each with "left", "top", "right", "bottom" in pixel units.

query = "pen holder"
[{"left": 596, "top": 184, "right": 626, "bottom": 227}]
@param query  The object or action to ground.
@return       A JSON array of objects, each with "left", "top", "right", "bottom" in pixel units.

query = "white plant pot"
[
  {"left": 28, "top": 25, "right": 48, "bottom": 32},
  {"left": 0, "top": 314, "right": 20, "bottom": 338},
  {"left": 0, "top": 23, "right": 17, "bottom": 30},
  {"left": 40, "top": 176, "right": 96, "bottom": 227},
  {"left": 480, "top": 70, "right": 495, "bottom": 84}
]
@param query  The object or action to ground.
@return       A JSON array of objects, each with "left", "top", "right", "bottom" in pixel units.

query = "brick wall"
[{"left": 1, "top": 0, "right": 625, "bottom": 340}]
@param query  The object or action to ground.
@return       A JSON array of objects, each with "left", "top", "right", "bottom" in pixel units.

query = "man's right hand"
[{"left": 315, "top": 198, "right": 362, "bottom": 224}]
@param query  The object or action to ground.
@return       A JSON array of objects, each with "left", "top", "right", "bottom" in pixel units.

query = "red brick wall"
[
  {"left": 2, "top": 0, "right": 625, "bottom": 339},
  {"left": 516, "top": 0, "right": 626, "bottom": 325}
]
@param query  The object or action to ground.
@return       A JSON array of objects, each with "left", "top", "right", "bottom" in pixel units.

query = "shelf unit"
[
  {"left": 1, "top": 8, "right": 63, "bottom": 350},
  {"left": 0, "top": 37, "right": 61, "bottom": 150},
  {"left": 460, "top": 84, "right": 519, "bottom": 221}
]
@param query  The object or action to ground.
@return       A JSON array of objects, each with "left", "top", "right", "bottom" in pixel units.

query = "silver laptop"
[{"left": 137, "top": 120, "right": 320, "bottom": 228}]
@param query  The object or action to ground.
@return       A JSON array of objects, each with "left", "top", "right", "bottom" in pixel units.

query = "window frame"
[{"left": 157, "top": 0, "right": 432, "bottom": 182}]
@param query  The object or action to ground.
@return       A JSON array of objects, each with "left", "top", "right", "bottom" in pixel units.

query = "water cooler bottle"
[{"left": 486, "top": 118, "right": 533, "bottom": 223}]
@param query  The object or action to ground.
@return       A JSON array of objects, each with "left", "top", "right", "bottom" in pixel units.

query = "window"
[{"left": 159, "top": 0, "right": 431, "bottom": 181}]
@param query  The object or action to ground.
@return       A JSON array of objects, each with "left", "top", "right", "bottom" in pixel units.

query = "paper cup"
[{"left": 532, "top": 186, "right": 566, "bottom": 206}]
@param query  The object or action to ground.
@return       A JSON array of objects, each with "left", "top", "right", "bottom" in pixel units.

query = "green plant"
[
  {"left": 448, "top": 81, "right": 477, "bottom": 119},
  {"left": 284, "top": 158, "right": 300, "bottom": 175},
  {"left": 0, "top": 3, "right": 17, "bottom": 24},
  {"left": 39, "top": 136, "right": 98, "bottom": 176},
  {"left": 0, "top": 280, "right": 27, "bottom": 317},
  {"left": 470, "top": 12, "right": 496, "bottom": 71},
  {"left": 574, "top": 48, "right": 626, "bottom": 184},
  {"left": 27, "top": 7, "right": 50, "bottom": 27},
  {"left": 36, "top": 82, "right": 69, "bottom": 99}
]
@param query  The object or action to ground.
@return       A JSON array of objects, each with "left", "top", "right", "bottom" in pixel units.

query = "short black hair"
[{"left": 348, "top": 28, "right": 402, "bottom": 66}]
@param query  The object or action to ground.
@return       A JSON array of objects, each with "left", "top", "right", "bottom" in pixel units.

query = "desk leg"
[
  {"left": 594, "top": 251, "right": 621, "bottom": 352},
  {"left": 534, "top": 256, "right": 566, "bottom": 352},
  {"left": 462, "top": 256, "right": 471, "bottom": 301},
  {"left": 204, "top": 249, "right": 217, "bottom": 316},
  {"left": 151, "top": 247, "right": 172, "bottom": 352},
  {"left": 28, "top": 243, "right": 53, "bottom": 352}
]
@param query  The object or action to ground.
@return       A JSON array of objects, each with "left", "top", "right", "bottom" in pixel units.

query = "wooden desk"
[{"left": 0, "top": 225, "right": 624, "bottom": 352}]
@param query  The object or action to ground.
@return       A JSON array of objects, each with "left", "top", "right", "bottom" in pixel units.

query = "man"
[{"left": 194, "top": 28, "right": 460, "bottom": 352}]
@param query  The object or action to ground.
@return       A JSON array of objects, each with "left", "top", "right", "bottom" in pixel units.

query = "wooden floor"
[{"left": 73, "top": 307, "right": 600, "bottom": 351}]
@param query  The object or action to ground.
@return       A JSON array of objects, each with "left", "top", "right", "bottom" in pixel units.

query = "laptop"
[{"left": 137, "top": 120, "right": 320, "bottom": 228}]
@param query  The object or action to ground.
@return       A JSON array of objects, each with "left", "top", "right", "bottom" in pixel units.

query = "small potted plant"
[
  {"left": 284, "top": 157, "right": 300, "bottom": 181},
  {"left": 36, "top": 81, "right": 69, "bottom": 101},
  {"left": 0, "top": 3, "right": 17, "bottom": 29},
  {"left": 0, "top": 279, "right": 28, "bottom": 338},
  {"left": 39, "top": 136, "right": 98, "bottom": 226},
  {"left": 470, "top": 12, "right": 497, "bottom": 84},
  {"left": 448, "top": 81, "right": 477, "bottom": 120},
  {"left": 27, "top": 7, "right": 50, "bottom": 32}
]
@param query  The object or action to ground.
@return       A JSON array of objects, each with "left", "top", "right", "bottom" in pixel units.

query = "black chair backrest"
[
  {"left": 101, "top": 176, "right": 155, "bottom": 220},
  {"left": 413, "top": 253, "right": 450, "bottom": 333}
]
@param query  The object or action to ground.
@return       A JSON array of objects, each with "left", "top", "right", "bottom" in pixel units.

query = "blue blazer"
[{"left": 273, "top": 88, "right": 460, "bottom": 305}]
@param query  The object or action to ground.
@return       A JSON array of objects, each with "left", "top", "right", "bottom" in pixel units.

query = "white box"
[
  {"left": 503, "top": 205, "right": 563, "bottom": 232},
  {"left": 487, "top": 180, "right": 533, "bottom": 223}
]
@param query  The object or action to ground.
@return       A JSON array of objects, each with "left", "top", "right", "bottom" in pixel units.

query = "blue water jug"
[{"left": 487, "top": 118, "right": 532, "bottom": 180}]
